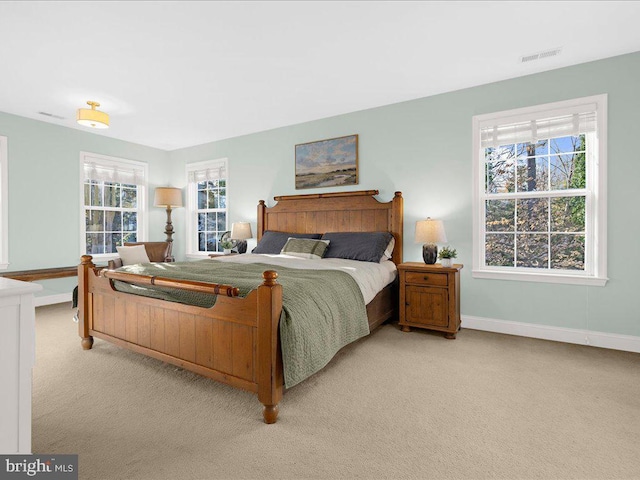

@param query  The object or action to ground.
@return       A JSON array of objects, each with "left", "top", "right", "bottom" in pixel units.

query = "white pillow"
[
  {"left": 383, "top": 237, "right": 395, "bottom": 259},
  {"left": 116, "top": 245, "right": 150, "bottom": 265}
]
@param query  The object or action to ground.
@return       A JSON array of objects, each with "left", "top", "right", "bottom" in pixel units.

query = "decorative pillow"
[
  {"left": 116, "top": 245, "right": 150, "bottom": 265},
  {"left": 321, "top": 231, "right": 394, "bottom": 263},
  {"left": 252, "top": 231, "right": 322, "bottom": 254},
  {"left": 281, "top": 238, "right": 330, "bottom": 260}
]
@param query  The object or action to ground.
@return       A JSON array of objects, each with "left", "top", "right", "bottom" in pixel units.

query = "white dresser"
[{"left": 0, "top": 277, "right": 41, "bottom": 454}]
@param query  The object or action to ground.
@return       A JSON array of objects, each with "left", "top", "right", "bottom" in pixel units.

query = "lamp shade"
[
  {"left": 415, "top": 218, "right": 447, "bottom": 244},
  {"left": 230, "top": 222, "right": 253, "bottom": 240},
  {"left": 77, "top": 101, "right": 109, "bottom": 129},
  {"left": 154, "top": 187, "right": 183, "bottom": 208}
]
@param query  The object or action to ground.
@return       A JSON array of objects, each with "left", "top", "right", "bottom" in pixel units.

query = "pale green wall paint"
[
  {"left": 0, "top": 112, "right": 170, "bottom": 271},
  {"left": 34, "top": 277, "right": 77, "bottom": 299},
  {"left": 169, "top": 52, "right": 640, "bottom": 337}
]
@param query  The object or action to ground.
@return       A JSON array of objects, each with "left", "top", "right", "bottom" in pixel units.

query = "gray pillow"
[
  {"left": 252, "top": 231, "right": 322, "bottom": 254},
  {"left": 321, "top": 231, "right": 394, "bottom": 263}
]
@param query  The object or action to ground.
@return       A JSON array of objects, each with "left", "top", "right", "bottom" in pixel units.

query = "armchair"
[{"left": 107, "top": 242, "right": 173, "bottom": 270}]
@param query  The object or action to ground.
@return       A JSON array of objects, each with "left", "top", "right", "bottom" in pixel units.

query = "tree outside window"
[
  {"left": 196, "top": 179, "right": 227, "bottom": 253},
  {"left": 484, "top": 135, "right": 586, "bottom": 270},
  {"left": 84, "top": 180, "right": 140, "bottom": 254}
]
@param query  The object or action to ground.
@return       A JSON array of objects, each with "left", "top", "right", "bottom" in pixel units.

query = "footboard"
[{"left": 77, "top": 255, "right": 284, "bottom": 423}]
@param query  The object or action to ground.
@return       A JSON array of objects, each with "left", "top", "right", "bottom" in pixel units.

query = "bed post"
[
  {"left": 257, "top": 200, "right": 266, "bottom": 241},
  {"left": 78, "top": 255, "right": 94, "bottom": 350},
  {"left": 256, "top": 270, "right": 283, "bottom": 423}
]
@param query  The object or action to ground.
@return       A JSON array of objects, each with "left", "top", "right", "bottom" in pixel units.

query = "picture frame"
[{"left": 295, "top": 134, "right": 358, "bottom": 189}]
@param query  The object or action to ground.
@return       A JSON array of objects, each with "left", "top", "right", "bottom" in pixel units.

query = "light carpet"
[{"left": 33, "top": 303, "right": 640, "bottom": 480}]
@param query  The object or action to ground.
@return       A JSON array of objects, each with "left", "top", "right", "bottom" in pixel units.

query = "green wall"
[
  {"left": 169, "top": 52, "right": 640, "bottom": 338},
  {"left": 0, "top": 112, "right": 170, "bottom": 271}
]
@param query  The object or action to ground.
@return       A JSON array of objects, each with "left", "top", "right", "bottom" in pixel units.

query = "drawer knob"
[{"left": 423, "top": 275, "right": 429, "bottom": 280}]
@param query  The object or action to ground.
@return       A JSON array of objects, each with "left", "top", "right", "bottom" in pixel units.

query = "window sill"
[
  {"left": 185, "top": 253, "right": 214, "bottom": 259},
  {"left": 472, "top": 269, "right": 608, "bottom": 286}
]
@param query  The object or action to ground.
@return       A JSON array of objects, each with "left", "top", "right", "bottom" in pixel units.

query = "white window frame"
[
  {"left": 472, "top": 95, "right": 608, "bottom": 286},
  {"left": 185, "top": 158, "right": 228, "bottom": 258},
  {"left": 0, "top": 136, "right": 8, "bottom": 269},
  {"left": 79, "top": 151, "right": 148, "bottom": 261}
]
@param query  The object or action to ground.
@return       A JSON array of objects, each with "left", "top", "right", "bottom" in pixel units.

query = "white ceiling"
[{"left": 1, "top": 1, "right": 639, "bottom": 151}]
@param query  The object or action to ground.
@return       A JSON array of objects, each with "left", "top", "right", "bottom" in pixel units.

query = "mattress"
[{"left": 211, "top": 253, "right": 397, "bottom": 304}]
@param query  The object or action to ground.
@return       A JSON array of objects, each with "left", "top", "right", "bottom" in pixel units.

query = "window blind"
[
  {"left": 480, "top": 108, "right": 597, "bottom": 149},
  {"left": 187, "top": 160, "right": 226, "bottom": 183},
  {"left": 83, "top": 159, "right": 146, "bottom": 185}
]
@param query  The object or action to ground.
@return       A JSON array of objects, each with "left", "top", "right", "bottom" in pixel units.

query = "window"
[
  {"left": 472, "top": 95, "right": 607, "bottom": 286},
  {"left": 185, "top": 159, "right": 228, "bottom": 256},
  {"left": 80, "top": 152, "right": 148, "bottom": 258},
  {"left": 0, "top": 136, "right": 7, "bottom": 269}
]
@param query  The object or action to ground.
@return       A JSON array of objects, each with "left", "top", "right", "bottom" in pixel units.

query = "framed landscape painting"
[{"left": 295, "top": 134, "right": 358, "bottom": 189}]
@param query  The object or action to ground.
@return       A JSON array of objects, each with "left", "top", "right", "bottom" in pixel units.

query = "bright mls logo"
[{"left": 0, "top": 455, "right": 77, "bottom": 480}]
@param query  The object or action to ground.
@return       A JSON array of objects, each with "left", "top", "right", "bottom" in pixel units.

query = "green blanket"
[{"left": 113, "top": 260, "right": 370, "bottom": 388}]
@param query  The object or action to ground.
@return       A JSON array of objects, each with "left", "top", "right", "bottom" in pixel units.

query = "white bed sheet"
[{"left": 211, "top": 254, "right": 397, "bottom": 304}]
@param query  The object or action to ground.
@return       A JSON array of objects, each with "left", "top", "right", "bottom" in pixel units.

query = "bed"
[{"left": 77, "top": 189, "right": 403, "bottom": 423}]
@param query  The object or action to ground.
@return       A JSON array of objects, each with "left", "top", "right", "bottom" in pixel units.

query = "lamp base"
[
  {"left": 164, "top": 206, "right": 174, "bottom": 243},
  {"left": 235, "top": 240, "right": 248, "bottom": 254},
  {"left": 422, "top": 244, "right": 438, "bottom": 264}
]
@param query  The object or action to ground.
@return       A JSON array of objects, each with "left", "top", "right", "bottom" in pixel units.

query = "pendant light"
[{"left": 77, "top": 101, "right": 109, "bottom": 129}]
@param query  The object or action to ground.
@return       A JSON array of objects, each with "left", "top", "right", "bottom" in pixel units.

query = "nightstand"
[{"left": 398, "top": 262, "right": 463, "bottom": 339}]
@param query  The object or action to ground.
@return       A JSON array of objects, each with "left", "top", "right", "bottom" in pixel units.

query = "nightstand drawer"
[{"left": 404, "top": 271, "right": 447, "bottom": 287}]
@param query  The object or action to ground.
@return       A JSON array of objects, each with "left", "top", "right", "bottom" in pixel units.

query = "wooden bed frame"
[{"left": 78, "top": 190, "right": 403, "bottom": 423}]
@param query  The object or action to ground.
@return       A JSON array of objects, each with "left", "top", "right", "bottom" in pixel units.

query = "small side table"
[{"left": 398, "top": 262, "right": 463, "bottom": 339}]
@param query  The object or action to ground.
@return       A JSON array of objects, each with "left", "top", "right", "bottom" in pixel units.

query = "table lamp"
[
  {"left": 415, "top": 218, "right": 447, "bottom": 264},
  {"left": 230, "top": 222, "right": 253, "bottom": 254}
]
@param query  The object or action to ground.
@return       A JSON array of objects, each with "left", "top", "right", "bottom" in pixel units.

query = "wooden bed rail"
[{"left": 103, "top": 270, "right": 240, "bottom": 297}]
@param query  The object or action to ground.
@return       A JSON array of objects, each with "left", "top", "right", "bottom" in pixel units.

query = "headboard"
[{"left": 257, "top": 190, "right": 403, "bottom": 265}]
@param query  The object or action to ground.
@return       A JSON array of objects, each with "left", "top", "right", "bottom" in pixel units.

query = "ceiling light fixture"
[{"left": 76, "top": 100, "right": 109, "bottom": 129}]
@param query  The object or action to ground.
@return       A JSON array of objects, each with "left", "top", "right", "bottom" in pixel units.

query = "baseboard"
[
  {"left": 461, "top": 315, "right": 640, "bottom": 354},
  {"left": 34, "top": 293, "right": 72, "bottom": 307}
]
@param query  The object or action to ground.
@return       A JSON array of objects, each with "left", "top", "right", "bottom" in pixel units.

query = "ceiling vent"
[
  {"left": 38, "top": 111, "right": 65, "bottom": 120},
  {"left": 520, "top": 48, "right": 562, "bottom": 63}
]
